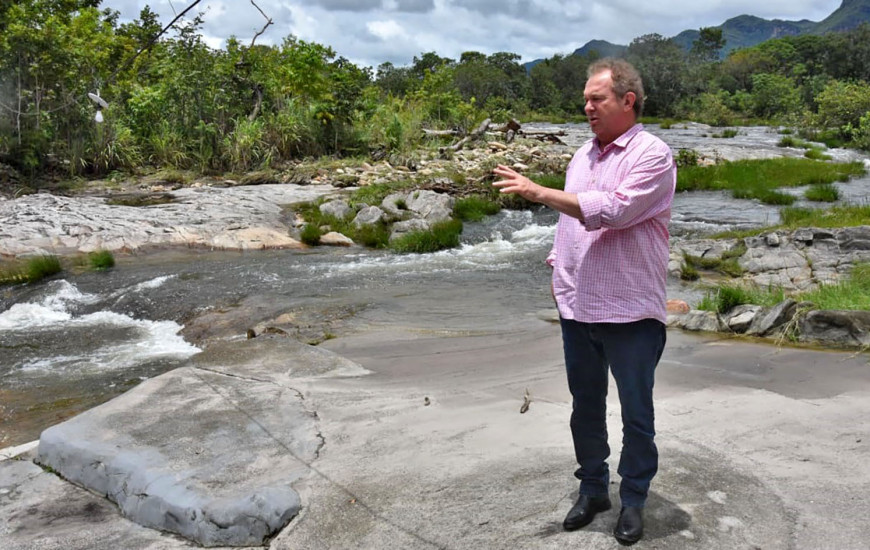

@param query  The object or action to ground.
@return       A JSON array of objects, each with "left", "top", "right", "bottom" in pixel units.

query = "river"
[{"left": 2, "top": 123, "right": 870, "bottom": 447}]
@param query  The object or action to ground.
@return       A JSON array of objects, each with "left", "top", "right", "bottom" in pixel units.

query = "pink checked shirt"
[{"left": 547, "top": 123, "right": 676, "bottom": 324}]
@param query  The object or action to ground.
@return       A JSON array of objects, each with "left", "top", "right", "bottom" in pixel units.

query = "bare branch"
[{"left": 249, "top": 0, "right": 274, "bottom": 48}]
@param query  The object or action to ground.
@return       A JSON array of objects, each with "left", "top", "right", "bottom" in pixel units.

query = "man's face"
[{"left": 583, "top": 70, "right": 634, "bottom": 146}]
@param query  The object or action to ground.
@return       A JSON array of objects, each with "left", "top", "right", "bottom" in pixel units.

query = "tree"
[
  {"left": 749, "top": 73, "right": 801, "bottom": 118},
  {"left": 626, "top": 34, "right": 687, "bottom": 116},
  {"left": 691, "top": 27, "right": 725, "bottom": 62}
]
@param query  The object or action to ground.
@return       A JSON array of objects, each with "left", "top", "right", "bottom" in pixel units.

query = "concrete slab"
[{"left": 35, "top": 336, "right": 367, "bottom": 547}]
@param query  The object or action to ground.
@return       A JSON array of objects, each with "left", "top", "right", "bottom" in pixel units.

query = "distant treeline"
[{"left": 2, "top": 1, "right": 870, "bottom": 181}]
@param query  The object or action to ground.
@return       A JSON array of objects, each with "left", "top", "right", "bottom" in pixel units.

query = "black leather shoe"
[
  {"left": 563, "top": 494, "right": 612, "bottom": 531},
  {"left": 613, "top": 506, "right": 643, "bottom": 545}
]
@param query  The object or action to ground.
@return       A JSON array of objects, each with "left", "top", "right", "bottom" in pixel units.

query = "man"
[{"left": 492, "top": 58, "right": 675, "bottom": 545}]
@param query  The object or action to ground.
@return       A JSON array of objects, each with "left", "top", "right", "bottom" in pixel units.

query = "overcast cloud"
[{"left": 105, "top": 1, "right": 843, "bottom": 69}]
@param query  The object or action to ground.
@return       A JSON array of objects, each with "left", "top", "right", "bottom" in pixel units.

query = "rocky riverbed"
[{"left": 4, "top": 122, "right": 870, "bottom": 354}]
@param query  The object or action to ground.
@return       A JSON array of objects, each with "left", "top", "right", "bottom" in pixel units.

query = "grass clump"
[
  {"left": 682, "top": 248, "right": 745, "bottom": 279},
  {"left": 353, "top": 222, "right": 390, "bottom": 248},
  {"left": 799, "top": 263, "right": 870, "bottom": 310},
  {"left": 677, "top": 158, "right": 864, "bottom": 205},
  {"left": 698, "top": 263, "right": 870, "bottom": 313},
  {"left": 697, "top": 283, "right": 786, "bottom": 313},
  {"left": 712, "top": 129, "right": 738, "bottom": 138},
  {"left": 535, "top": 173, "right": 565, "bottom": 190},
  {"left": 389, "top": 219, "right": 463, "bottom": 253},
  {"left": 454, "top": 195, "right": 501, "bottom": 222},
  {"left": 349, "top": 182, "right": 409, "bottom": 208},
  {"left": 88, "top": 250, "right": 115, "bottom": 270},
  {"left": 0, "top": 255, "right": 62, "bottom": 285},
  {"left": 804, "top": 183, "right": 839, "bottom": 202},
  {"left": 780, "top": 205, "right": 870, "bottom": 228},
  {"left": 803, "top": 148, "right": 832, "bottom": 161},
  {"left": 300, "top": 223, "right": 323, "bottom": 246}
]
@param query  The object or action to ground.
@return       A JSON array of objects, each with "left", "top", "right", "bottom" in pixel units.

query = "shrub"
[{"left": 675, "top": 149, "right": 700, "bottom": 168}]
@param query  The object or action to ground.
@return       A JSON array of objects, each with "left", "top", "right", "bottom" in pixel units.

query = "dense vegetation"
[{"left": 2, "top": 1, "right": 870, "bottom": 188}]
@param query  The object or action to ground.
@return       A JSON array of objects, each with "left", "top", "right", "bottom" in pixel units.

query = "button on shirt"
[{"left": 547, "top": 123, "right": 676, "bottom": 324}]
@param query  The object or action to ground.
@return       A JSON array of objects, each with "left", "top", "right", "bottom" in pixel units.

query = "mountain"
[
  {"left": 524, "top": 0, "right": 870, "bottom": 68},
  {"left": 524, "top": 39, "right": 626, "bottom": 72},
  {"left": 571, "top": 39, "right": 627, "bottom": 59},
  {"left": 814, "top": 0, "right": 870, "bottom": 33},
  {"left": 671, "top": 14, "right": 816, "bottom": 56}
]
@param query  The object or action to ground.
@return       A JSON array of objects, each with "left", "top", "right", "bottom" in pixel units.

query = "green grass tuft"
[
  {"left": 0, "top": 255, "right": 62, "bottom": 285},
  {"left": 389, "top": 219, "right": 463, "bottom": 253},
  {"left": 300, "top": 223, "right": 322, "bottom": 246},
  {"left": 88, "top": 250, "right": 115, "bottom": 270},
  {"left": 803, "top": 148, "right": 832, "bottom": 161},
  {"left": 804, "top": 183, "right": 839, "bottom": 202},
  {"left": 454, "top": 196, "right": 501, "bottom": 222}
]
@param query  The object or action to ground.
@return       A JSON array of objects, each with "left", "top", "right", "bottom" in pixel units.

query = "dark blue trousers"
[{"left": 560, "top": 318, "right": 666, "bottom": 508}]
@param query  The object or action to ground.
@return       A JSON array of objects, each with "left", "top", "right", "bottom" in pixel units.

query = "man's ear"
[{"left": 623, "top": 91, "right": 636, "bottom": 113}]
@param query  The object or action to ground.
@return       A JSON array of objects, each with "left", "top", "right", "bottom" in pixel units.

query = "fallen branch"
[
  {"left": 443, "top": 118, "right": 491, "bottom": 154},
  {"left": 518, "top": 129, "right": 566, "bottom": 144}
]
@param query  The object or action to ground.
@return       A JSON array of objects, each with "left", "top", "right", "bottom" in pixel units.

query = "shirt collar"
[{"left": 593, "top": 123, "right": 644, "bottom": 154}]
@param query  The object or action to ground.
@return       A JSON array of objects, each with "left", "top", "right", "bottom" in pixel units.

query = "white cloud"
[
  {"left": 104, "top": 0, "right": 844, "bottom": 68},
  {"left": 367, "top": 19, "right": 409, "bottom": 41}
]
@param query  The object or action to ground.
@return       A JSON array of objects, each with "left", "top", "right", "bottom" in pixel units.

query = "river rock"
[
  {"left": 381, "top": 192, "right": 408, "bottom": 218},
  {"left": 319, "top": 231, "right": 354, "bottom": 246},
  {"left": 799, "top": 310, "right": 870, "bottom": 347},
  {"left": 745, "top": 299, "right": 798, "bottom": 337},
  {"left": 319, "top": 199, "right": 352, "bottom": 219},
  {"left": 723, "top": 304, "right": 763, "bottom": 333},
  {"left": 353, "top": 205, "right": 385, "bottom": 227},
  {"left": 838, "top": 226, "right": 870, "bottom": 251},
  {"left": 680, "top": 310, "right": 725, "bottom": 333},
  {"left": 390, "top": 218, "right": 430, "bottom": 241},
  {"left": 405, "top": 190, "right": 454, "bottom": 222},
  {"left": 666, "top": 299, "right": 690, "bottom": 314}
]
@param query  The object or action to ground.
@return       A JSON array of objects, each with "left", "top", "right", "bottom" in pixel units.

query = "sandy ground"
[{"left": 2, "top": 320, "right": 870, "bottom": 549}]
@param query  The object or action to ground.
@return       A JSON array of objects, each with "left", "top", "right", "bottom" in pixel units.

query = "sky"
[{"left": 103, "top": 0, "right": 844, "bottom": 69}]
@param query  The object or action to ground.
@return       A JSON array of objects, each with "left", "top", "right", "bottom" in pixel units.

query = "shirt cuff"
[{"left": 577, "top": 191, "right": 606, "bottom": 231}]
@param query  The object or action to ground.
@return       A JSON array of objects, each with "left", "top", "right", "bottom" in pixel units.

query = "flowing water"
[{"left": 3, "top": 124, "right": 870, "bottom": 447}]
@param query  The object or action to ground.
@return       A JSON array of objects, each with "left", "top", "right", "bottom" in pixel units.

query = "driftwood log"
[{"left": 424, "top": 117, "right": 567, "bottom": 154}]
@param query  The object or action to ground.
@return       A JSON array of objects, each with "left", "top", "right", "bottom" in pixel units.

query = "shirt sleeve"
[{"left": 576, "top": 143, "right": 675, "bottom": 231}]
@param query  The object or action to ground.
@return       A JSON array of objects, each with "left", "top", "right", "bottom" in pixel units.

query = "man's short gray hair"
[{"left": 587, "top": 58, "right": 645, "bottom": 118}]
